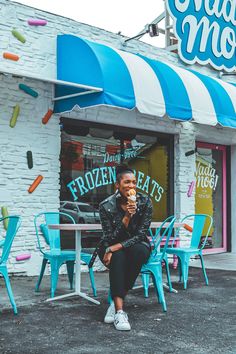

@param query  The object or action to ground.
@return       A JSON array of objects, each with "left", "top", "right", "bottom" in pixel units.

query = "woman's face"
[{"left": 116, "top": 172, "right": 136, "bottom": 198}]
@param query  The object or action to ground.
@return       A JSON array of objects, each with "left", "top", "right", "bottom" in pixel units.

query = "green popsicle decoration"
[
  {"left": 19, "top": 83, "right": 38, "bottom": 97},
  {"left": 1, "top": 206, "right": 9, "bottom": 230},
  {"left": 10, "top": 105, "right": 20, "bottom": 128},
  {"left": 12, "top": 29, "right": 26, "bottom": 43},
  {"left": 27, "top": 150, "right": 33, "bottom": 169}
]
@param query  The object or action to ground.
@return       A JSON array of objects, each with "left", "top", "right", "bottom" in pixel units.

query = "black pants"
[{"left": 98, "top": 243, "right": 150, "bottom": 300}]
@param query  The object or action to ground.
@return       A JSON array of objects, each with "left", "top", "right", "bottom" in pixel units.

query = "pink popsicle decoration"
[
  {"left": 16, "top": 253, "right": 31, "bottom": 261},
  {"left": 187, "top": 181, "right": 195, "bottom": 197},
  {"left": 28, "top": 19, "right": 47, "bottom": 26}
]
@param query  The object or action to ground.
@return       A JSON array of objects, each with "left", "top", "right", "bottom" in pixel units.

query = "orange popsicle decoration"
[
  {"left": 3, "top": 52, "right": 19, "bottom": 61},
  {"left": 42, "top": 109, "right": 53, "bottom": 124},
  {"left": 183, "top": 223, "right": 193, "bottom": 232},
  {"left": 28, "top": 175, "right": 43, "bottom": 193}
]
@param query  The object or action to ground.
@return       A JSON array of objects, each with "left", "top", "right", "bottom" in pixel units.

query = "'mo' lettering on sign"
[{"left": 166, "top": 0, "right": 236, "bottom": 72}]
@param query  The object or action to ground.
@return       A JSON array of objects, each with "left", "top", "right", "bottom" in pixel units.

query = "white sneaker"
[
  {"left": 104, "top": 302, "right": 115, "bottom": 324},
  {"left": 114, "top": 310, "right": 131, "bottom": 331}
]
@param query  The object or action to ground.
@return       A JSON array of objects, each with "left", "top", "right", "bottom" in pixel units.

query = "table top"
[{"left": 48, "top": 222, "right": 183, "bottom": 230}]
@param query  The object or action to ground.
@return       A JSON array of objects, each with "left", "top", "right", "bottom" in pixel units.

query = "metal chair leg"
[{"left": 35, "top": 258, "right": 48, "bottom": 292}]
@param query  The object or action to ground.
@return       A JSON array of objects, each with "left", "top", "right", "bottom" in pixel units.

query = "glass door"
[{"left": 195, "top": 142, "right": 227, "bottom": 253}]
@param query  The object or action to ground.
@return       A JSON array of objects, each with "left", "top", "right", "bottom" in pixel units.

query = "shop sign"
[
  {"left": 195, "top": 157, "right": 218, "bottom": 190},
  {"left": 103, "top": 147, "right": 138, "bottom": 164},
  {"left": 166, "top": 0, "right": 236, "bottom": 72},
  {"left": 67, "top": 166, "right": 164, "bottom": 203}
]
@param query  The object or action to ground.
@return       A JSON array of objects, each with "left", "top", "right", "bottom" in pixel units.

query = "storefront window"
[{"left": 60, "top": 120, "right": 174, "bottom": 247}]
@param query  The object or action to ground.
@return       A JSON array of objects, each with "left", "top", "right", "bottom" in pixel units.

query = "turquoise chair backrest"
[
  {"left": 45, "top": 213, "right": 61, "bottom": 251},
  {"left": 34, "top": 212, "right": 75, "bottom": 253},
  {"left": 151, "top": 215, "right": 176, "bottom": 261},
  {"left": 0, "top": 216, "right": 21, "bottom": 265},
  {"left": 40, "top": 223, "right": 50, "bottom": 245},
  {"left": 180, "top": 214, "right": 213, "bottom": 249}
]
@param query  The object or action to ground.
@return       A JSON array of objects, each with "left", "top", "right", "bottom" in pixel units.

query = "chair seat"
[
  {"left": 142, "top": 259, "right": 162, "bottom": 270},
  {"left": 166, "top": 247, "right": 200, "bottom": 255},
  {"left": 148, "top": 251, "right": 162, "bottom": 259},
  {"left": 44, "top": 250, "right": 75, "bottom": 259},
  {"left": 142, "top": 251, "right": 169, "bottom": 272},
  {"left": 44, "top": 250, "right": 93, "bottom": 261}
]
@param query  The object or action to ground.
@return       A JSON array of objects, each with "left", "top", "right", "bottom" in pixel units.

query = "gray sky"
[{"left": 11, "top": 0, "right": 165, "bottom": 46}]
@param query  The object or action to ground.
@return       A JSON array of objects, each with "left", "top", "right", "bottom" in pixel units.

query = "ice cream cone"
[{"left": 128, "top": 189, "right": 136, "bottom": 205}]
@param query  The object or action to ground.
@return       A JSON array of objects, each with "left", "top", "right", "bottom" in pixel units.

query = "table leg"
[
  {"left": 75, "top": 230, "right": 100, "bottom": 304},
  {"left": 46, "top": 229, "right": 100, "bottom": 305},
  {"left": 75, "top": 230, "right": 81, "bottom": 293},
  {"left": 163, "top": 283, "right": 178, "bottom": 294}
]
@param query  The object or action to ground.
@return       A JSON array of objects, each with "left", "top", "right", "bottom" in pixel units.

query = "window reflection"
[{"left": 60, "top": 123, "right": 173, "bottom": 247}]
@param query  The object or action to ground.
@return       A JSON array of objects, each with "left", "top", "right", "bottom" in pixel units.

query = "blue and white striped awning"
[{"left": 55, "top": 35, "right": 236, "bottom": 128}]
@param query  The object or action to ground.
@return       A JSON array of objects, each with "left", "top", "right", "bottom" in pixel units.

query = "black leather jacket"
[{"left": 99, "top": 191, "right": 153, "bottom": 249}]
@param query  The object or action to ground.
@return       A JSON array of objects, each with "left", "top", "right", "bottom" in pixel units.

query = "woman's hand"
[
  {"left": 102, "top": 243, "right": 123, "bottom": 266},
  {"left": 103, "top": 252, "right": 112, "bottom": 267},
  {"left": 122, "top": 202, "right": 137, "bottom": 228},
  {"left": 126, "top": 202, "right": 137, "bottom": 216}
]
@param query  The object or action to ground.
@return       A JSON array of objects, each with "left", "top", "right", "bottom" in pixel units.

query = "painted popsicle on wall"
[
  {"left": 26, "top": 151, "right": 33, "bottom": 169},
  {"left": 28, "top": 175, "right": 43, "bottom": 193},
  {"left": 19, "top": 83, "right": 38, "bottom": 98},
  {"left": 12, "top": 29, "right": 26, "bottom": 43},
  {"left": 10, "top": 105, "right": 20, "bottom": 128},
  {"left": 187, "top": 181, "right": 195, "bottom": 197},
  {"left": 1, "top": 206, "right": 9, "bottom": 230},
  {"left": 28, "top": 19, "right": 47, "bottom": 26},
  {"left": 16, "top": 254, "right": 31, "bottom": 261},
  {"left": 3, "top": 52, "right": 19, "bottom": 61},
  {"left": 42, "top": 109, "right": 53, "bottom": 124}
]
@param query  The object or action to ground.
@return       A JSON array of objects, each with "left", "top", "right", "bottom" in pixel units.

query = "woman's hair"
[{"left": 116, "top": 164, "right": 134, "bottom": 183}]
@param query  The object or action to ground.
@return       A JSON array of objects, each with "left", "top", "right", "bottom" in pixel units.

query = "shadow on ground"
[{"left": 0, "top": 268, "right": 236, "bottom": 354}]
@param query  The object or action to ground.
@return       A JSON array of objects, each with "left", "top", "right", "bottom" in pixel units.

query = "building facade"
[{"left": 0, "top": 0, "right": 235, "bottom": 275}]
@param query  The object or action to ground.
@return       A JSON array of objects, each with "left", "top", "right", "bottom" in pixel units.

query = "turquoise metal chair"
[
  {"left": 141, "top": 216, "right": 176, "bottom": 312},
  {"left": 0, "top": 216, "right": 21, "bottom": 314},
  {"left": 166, "top": 214, "right": 213, "bottom": 289},
  {"left": 34, "top": 212, "right": 97, "bottom": 298},
  {"left": 141, "top": 216, "right": 175, "bottom": 298}
]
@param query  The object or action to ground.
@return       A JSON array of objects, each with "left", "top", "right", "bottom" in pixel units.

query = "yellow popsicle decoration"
[
  {"left": 1, "top": 206, "right": 9, "bottom": 230},
  {"left": 10, "top": 105, "right": 20, "bottom": 128}
]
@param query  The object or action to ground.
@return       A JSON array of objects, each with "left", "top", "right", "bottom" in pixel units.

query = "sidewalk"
[
  {"left": 190, "top": 252, "right": 236, "bottom": 271},
  {"left": 0, "top": 266, "right": 236, "bottom": 354}
]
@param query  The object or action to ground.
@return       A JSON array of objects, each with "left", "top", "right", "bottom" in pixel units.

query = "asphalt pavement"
[{"left": 0, "top": 267, "right": 236, "bottom": 354}]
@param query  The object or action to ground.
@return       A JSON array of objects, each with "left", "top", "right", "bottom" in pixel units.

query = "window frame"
[{"left": 60, "top": 118, "right": 175, "bottom": 220}]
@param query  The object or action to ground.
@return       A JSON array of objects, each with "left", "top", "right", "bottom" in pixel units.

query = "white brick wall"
[
  {"left": 0, "top": 73, "right": 59, "bottom": 275},
  {"left": 2, "top": 0, "right": 236, "bottom": 82},
  {"left": 0, "top": 0, "right": 236, "bottom": 275}
]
